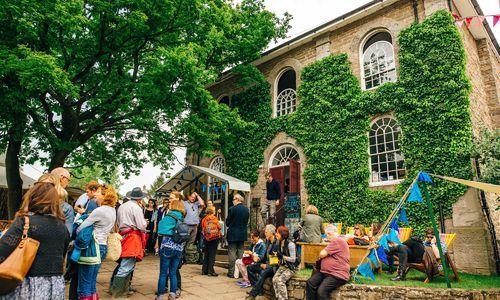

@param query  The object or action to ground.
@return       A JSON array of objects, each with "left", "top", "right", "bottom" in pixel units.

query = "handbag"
[
  {"left": 106, "top": 232, "right": 122, "bottom": 262},
  {"left": 0, "top": 215, "right": 40, "bottom": 295}
]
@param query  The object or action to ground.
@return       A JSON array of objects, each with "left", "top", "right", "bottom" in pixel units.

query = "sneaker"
[
  {"left": 175, "top": 289, "right": 181, "bottom": 297},
  {"left": 239, "top": 282, "right": 251, "bottom": 288}
]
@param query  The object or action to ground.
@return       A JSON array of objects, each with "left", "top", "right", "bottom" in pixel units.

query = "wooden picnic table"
[{"left": 297, "top": 242, "right": 373, "bottom": 269}]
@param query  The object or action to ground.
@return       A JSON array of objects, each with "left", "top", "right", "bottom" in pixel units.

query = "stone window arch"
[
  {"left": 369, "top": 116, "right": 405, "bottom": 185},
  {"left": 361, "top": 31, "right": 397, "bottom": 90},
  {"left": 209, "top": 156, "right": 226, "bottom": 173},
  {"left": 269, "top": 144, "right": 300, "bottom": 168},
  {"left": 275, "top": 68, "right": 297, "bottom": 117}
]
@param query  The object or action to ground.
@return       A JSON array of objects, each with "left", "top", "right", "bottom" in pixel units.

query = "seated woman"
[
  {"left": 272, "top": 226, "right": 299, "bottom": 300},
  {"left": 234, "top": 230, "right": 266, "bottom": 287},
  {"left": 306, "top": 225, "right": 350, "bottom": 300},
  {"left": 300, "top": 205, "right": 324, "bottom": 243},
  {"left": 347, "top": 224, "right": 369, "bottom": 245}
]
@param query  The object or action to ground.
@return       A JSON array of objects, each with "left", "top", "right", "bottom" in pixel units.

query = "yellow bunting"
[{"left": 430, "top": 174, "right": 500, "bottom": 194}]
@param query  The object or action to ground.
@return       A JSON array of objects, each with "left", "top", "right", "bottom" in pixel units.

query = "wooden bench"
[{"left": 297, "top": 242, "right": 372, "bottom": 269}]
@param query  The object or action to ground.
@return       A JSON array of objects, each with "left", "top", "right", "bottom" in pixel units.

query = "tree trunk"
[
  {"left": 48, "top": 149, "right": 70, "bottom": 171},
  {"left": 5, "top": 134, "right": 23, "bottom": 219}
]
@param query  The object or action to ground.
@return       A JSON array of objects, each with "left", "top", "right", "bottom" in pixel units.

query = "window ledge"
[{"left": 369, "top": 179, "right": 403, "bottom": 187}]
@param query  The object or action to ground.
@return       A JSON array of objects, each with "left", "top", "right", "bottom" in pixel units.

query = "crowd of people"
[{"left": 0, "top": 168, "right": 448, "bottom": 300}]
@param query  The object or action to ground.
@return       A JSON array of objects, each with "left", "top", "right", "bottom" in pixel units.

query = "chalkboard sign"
[{"left": 284, "top": 192, "right": 300, "bottom": 234}]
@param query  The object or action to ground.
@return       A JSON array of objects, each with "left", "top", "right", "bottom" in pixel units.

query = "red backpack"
[{"left": 203, "top": 218, "right": 221, "bottom": 241}]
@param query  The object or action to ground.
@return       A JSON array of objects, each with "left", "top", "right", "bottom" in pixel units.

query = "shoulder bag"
[{"left": 0, "top": 214, "right": 40, "bottom": 295}]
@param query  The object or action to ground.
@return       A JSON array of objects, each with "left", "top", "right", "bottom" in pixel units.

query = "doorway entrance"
[{"left": 268, "top": 145, "right": 300, "bottom": 226}]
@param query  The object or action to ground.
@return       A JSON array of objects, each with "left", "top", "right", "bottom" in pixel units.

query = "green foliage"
[
  {"left": 70, "top": 165, "right": 122, "bottom": 190},
  {"left": 217, "top": 10, "right": 473, "bottom": 233},
  {"left": 470, "top": 126, "right": 500, "bottom": 185},
  {"left": 0, "top": 0, "right": 290, "bottom": 173}
]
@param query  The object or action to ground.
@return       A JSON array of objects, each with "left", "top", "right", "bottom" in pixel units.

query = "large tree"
[{"left": 0, "top": 0, "right": 290, "bottom": 218}]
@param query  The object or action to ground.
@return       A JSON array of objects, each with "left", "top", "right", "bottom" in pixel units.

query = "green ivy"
[{"left": 217, "top": 10, "right": 473, "bottom": 234}]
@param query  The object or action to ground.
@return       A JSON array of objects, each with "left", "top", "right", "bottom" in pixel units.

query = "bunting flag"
[
  {"left": 214, "top": 185, "right": 220, "bottom": 193},
  {"left": 453, "top": 14, "right": 500, "bottom": 28},
  {"left": 389, "top": 218, "right": 399, "bottom": 233},
  {"left": 477, "top": 16, "right": 485, "bottom": 24},
  {"left": 377, "top": 234, "right": 390, "bottom": 251},
  {"left": 430, "top": 173, "right": 500, "bottom": 194},
  {"left": 367, "top": 249, "right": 379, "bottom": 268},
  {"left": 465, "top": 17, "right": 473, "bottom": 26},
  {"left": 221, "top": 183, "right": 227, "bottom": 192},
  {"left": 455, "top": 20, "right": 464, "bottom": 27},
  {"left": 194, "top": 178, "right": 199, "bottom": 185},
  {"left": 407, "top": 184, "right": 423, "bottom": 203},
  {"left": 201, "top": 184, "right": 206, "bottom": 192},
  {"left": 388, "top": 229, "right": 401, "bottom": 245},
  {"left": 376, "top": 246, "right": 389, "bottom": 265},
  {"left": 358, "top": 262, "right": 375, "bottom": 281},
  {"left": 494, "top": 16, "right": 500, "bottom": 27},
  {"left": 398, "top": 208, "right": 409, "bottom": 226},
  {"left": 418, "top": 171, "right": 433, "bottom": 183}
]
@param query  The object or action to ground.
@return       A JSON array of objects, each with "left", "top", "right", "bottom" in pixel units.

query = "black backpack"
[{"left": 166, "top": 213, "right": 190, "bottom": 244}]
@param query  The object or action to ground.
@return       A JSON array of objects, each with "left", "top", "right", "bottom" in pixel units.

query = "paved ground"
[{"left": 95, "top": 255, "right": 251, "bottom": 300}]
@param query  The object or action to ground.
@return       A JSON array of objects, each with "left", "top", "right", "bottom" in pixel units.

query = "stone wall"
[{"left": 261, "top": 276, "right": 500, "bottom": 300}]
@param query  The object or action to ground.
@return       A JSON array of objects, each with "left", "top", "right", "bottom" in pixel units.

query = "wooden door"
[
  {"left": 289, "top": 159, "right": 300, "bottom": 193},
  {"left": 270, "top": 167, "right": 285, "bottom": 226}
]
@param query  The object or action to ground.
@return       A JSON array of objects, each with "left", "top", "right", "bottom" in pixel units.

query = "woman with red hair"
[{"left": 272, "top": 226, "right": 299, "bottom": 300}]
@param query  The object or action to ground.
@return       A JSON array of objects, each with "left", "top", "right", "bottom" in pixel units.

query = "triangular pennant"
[
  {"left": 367, "top": 249, "right": 379, "bottom": 268},
  {"left": 455, "top": 20, "right": 464, "bottom": 28},
  {"left": 388, "top": 229, "right": 401, "bottom": 245},
  {"left": 389, "top": 218, "right": 399, "bottom": 233},
  {"left": 376, "top": 246, "right": 389, "bottom": 265},
  {"left": 221, "top": 183, "right": 227, "bottom": 192},
  {"left": 418, "top": 171, "right": 433, "bottom": 183},
  {"left": 201, "top": 184, "right": 206, "bottom": 192},
  {"left": 465, "top": 17, "right": 473, "bottom": 26},
  {"left": 214, "top": 186, "right": 220, "bottom": 193},
  {"left": 358, "top": 262, "right": 375, "bottom": 281},
  {"left": 477, "top": 16, "right": 485, "bottom": 24},
  {"left": 494, "top": 15, "right": 500, "bottom": 27},
  {"left": 191, "top": 170, "right": 196, "bottom": 178},
  {"left": 452, "top": 12, "right": 460, "bottom": 21},
  {"left": 377, "top": 234, "right": 390, "bottom": 251},
  {"left": 398, "top": 209, "right": 409, "bottom": 226},
  {"left": 407, "top": 184, "right": 423, "bottom": 203}
]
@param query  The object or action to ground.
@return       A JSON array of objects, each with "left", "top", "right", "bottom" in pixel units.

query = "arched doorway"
[{"left": 268, "top": 145, "right": 301, "bottom": 227}]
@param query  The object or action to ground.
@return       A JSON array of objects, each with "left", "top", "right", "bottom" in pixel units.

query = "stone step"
[
  {"left": 216, "top": 254, "right": 228, "bottom": 262},
  {"left": 215, "top": 260, "right": 229, "bottom": 269}
]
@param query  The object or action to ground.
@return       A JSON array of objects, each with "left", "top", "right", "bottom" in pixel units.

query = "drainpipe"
[
  {"left": 411, "top": 0, "right": 419, "bottom": 23},
  {"left": 474, "top": 157, "right": 500, "bottom": 275},
  {"left": 447, "top": 0, "right": 452, "bottom": 11}
]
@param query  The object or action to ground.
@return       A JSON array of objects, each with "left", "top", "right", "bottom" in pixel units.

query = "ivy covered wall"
[{"left": 217, "top": 10, "right": 473, "bottom": 233}]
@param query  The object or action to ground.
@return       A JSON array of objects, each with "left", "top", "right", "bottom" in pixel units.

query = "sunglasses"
[{"left": 354, "top": 227, "right": 360, "bottom": 230}]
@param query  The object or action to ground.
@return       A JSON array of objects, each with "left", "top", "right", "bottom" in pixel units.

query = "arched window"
[
  {"left": 218, "top": 95, "right": 230, "bottom": 106},
  {"left": 270, "top": 145, "right": 300, "bottom": 167},
  {"left": 362, "top": 31, "right": 396, "bottom": 90},
  {"left": 275, "top": 69, "right": 297, "bottom": 117},
  {"left": 369, "top": 116, "right": 405, "bottom": 184},
  {"left": 209, "top": 156, "right": 225, "bottom": 173},
  {"left": 209, "top": 156, "right": 226, "bottom": 203}
]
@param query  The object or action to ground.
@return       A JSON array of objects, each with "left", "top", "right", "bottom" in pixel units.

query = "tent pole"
[
  {"left": 421, "top": 181, "right": 451, "bottom": 288},
  {"left": 225, "top": 182, "right": 229, "bottom": 221}
]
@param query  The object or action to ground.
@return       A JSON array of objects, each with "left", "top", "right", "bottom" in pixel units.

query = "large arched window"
[
  {"left": 270, "top": 145, "right": 300, "bottom": 167},
  {"left": 275, "top": 69, "right": 297, "bottom": 117},
  {"left": 362, "top": 31, "right": 396, "bottom": 90},
  {"left": 209, "top": 156, "right": 225, "bottom": 173},
  {"left": 209, "top": 156, "right": 225, "bottom": 203},
  {"left": 369, "top": 116, "right": 405, "bottom": 184}
]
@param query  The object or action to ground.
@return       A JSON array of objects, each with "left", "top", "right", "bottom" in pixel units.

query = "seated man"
[
  {"left": 246, "top": 224, "right": 279, "bottom": 300},
  {"left": 388, "top": 228, "right": 446, "bottom": 281},
  {"left": 305, "top": 224, "right": 350, "bottom": 300}
]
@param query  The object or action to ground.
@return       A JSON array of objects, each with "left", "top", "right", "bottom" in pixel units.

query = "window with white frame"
[
  {"left": 271, "top": 146, "right": 300, "bottom": 167},
  {"left": 275, "top": 69, "right": 297, "bottom": 117},
  {"left": 209, "top": 156, "right": 225, "bottom": 202},
  {"left": 362, "top": 32, "right": 396, "bottom": 90},
  {"left": 369, "top": 117, "right": 405, "bottom": 184}
]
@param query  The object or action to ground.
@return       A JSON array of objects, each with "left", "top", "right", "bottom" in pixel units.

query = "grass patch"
[{"left": 295, "top": 268, "right": 500, "bottom": 290}]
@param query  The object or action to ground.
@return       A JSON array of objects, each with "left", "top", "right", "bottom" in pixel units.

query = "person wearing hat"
[{"left": 111, "top": 187, "right": 148, "bottom": 298}]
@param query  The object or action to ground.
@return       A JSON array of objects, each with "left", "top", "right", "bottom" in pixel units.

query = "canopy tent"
[
  {"left": 156, "top": 165, "right": 251, "bottom": 220},
  {"left": 0, "top": 154, "right": 36, "bottom": 189}
]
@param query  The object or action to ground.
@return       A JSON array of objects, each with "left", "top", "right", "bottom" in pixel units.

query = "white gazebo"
[{"left": 0, "top": 154, "right": 36, "bottom": 189}]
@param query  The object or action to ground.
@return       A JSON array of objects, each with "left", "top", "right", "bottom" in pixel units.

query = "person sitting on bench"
[{"left": 388, "top": 228, "right": 446, "bottom": 281}]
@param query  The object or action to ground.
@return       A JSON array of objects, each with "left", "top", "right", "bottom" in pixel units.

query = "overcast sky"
[{"left": 22, "top": 0, "right": 499, "bottom": 194}]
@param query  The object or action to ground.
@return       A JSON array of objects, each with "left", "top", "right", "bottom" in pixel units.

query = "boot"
[
  {"left": 111, "top": 274, "right": 131, "bottom": 298},
  {"left": 391, "top": 270, "right": 406, "bottom": 281}
]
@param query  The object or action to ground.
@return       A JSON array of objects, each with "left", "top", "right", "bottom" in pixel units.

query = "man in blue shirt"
[
  {"left": 183, "top": 191, "right": 205, "bottom": 247},
  {"left": 261, "top": 172, "right": 281, "bottom": 225}
]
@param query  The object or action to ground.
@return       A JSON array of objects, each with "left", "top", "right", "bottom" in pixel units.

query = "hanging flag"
[
  {"left": 221, "top": 183, "right": 227, "bottom": 192},
  {"left": 465, "top": 17, "right": 473, "bottom": 26},
  {"left": 376, "top": 246, "right": 389, "bottom": 265},
  {"left": 388, "top": 229, "right": 401, "bottom": 245},
  {"left": 389, "top": 218, "right": 399, "bottom": 233},
  {"left": 455, "top": 20, "right": 464, "bottom": 28},
  {"left": 407, "top": 184, "right": 423, "bottom": 203},
  {"left": 201, "top": 184, "right": 206, "bottom": 192},
  {"left": 399, "top": 208, "right": 409, "bottom": 226},
  {"left": 367, "top": 249, "right": 379, "bottom": 268},
  {"left": 418, "top": 171, "right": 433, "bottom": 183},
  {"left": 378, "top": 234, "right": 390, "bottom": 251},
  {"left": 493, "top": 15, "right": 499, "bottom": 27},
  {"left": 358, "top": 262, "right": 375, "bottom": 281},
  {"left": 477, "top": 16, "right": 485, "bottom": 24},
  {"left": 180, "top": 173, "right": 184, "bottom": 181},
  {"left": 214, "top": 185, "right": 220, "bottom": 193},
  {"left": 191, "top": 170, "right": 196, "bottom": 178},
  {"left": 194, "top": 178, "right": 199, "bottom": 185}
]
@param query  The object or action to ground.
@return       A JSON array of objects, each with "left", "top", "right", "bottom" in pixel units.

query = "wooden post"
[{"left": 421, "top": 181, "right": 451, "bottom": 288}]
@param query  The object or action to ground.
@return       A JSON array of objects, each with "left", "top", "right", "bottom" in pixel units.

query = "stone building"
[{"left": 188, "top": 0, "right": 499, "bottom": 274}]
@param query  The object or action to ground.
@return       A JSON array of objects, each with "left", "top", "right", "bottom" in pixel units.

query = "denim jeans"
[
  {"left": 78, "top": 244, "right": 108, "bottom": 297},
  {"left": 157, "top": 247, "right": 183, "bottom": 297}
]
